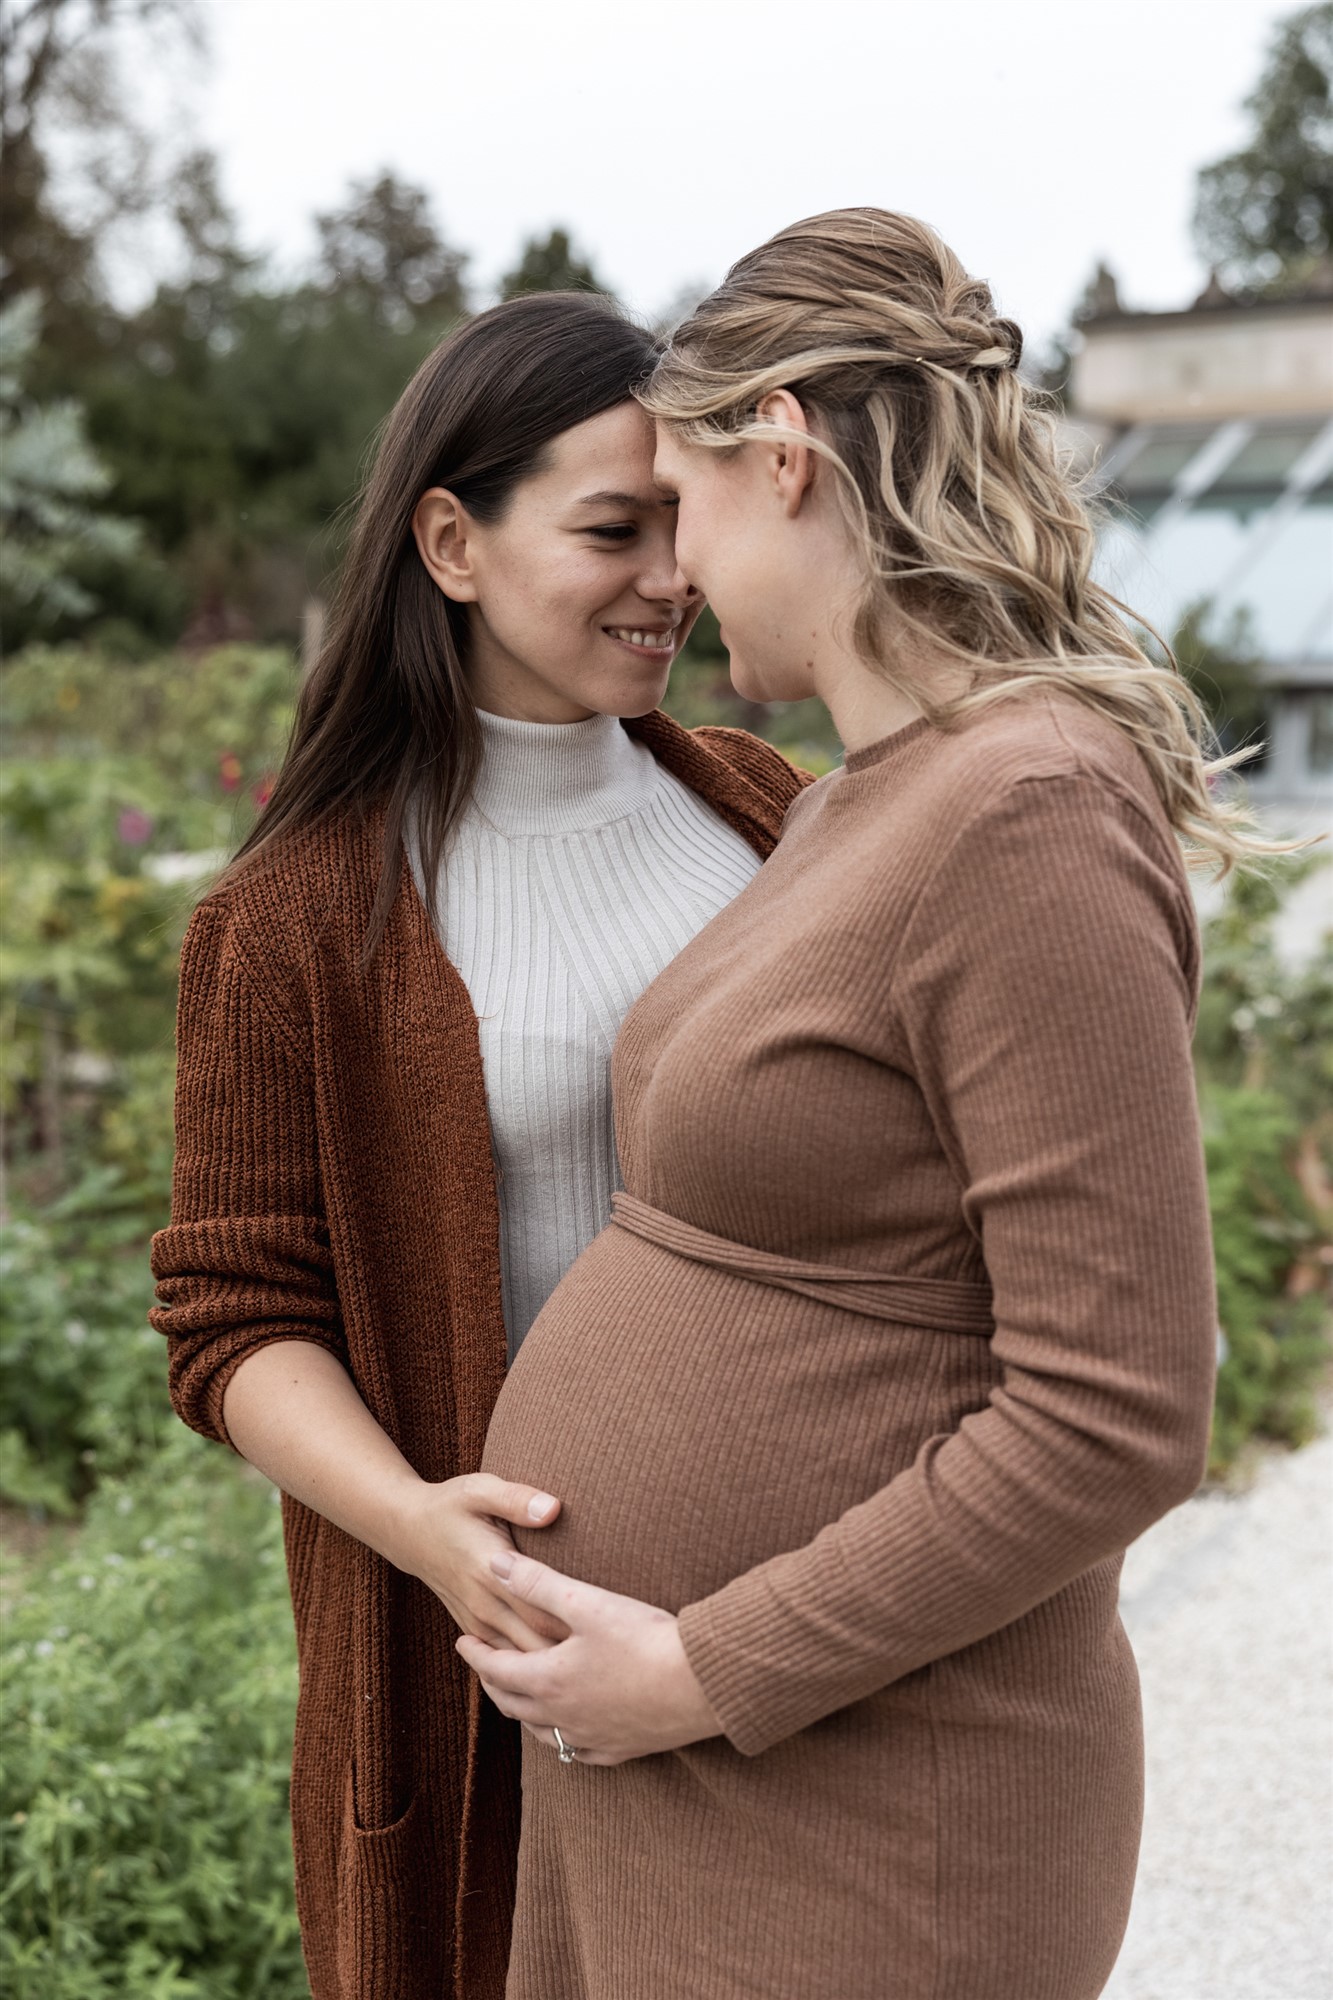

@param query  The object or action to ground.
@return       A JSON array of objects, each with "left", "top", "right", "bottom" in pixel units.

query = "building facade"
[{"left": 1065, "top": 271, "right": 1333, "bottom": 831}]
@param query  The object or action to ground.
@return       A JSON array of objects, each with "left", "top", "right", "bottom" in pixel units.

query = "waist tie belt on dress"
[{"left": 609, "top": 1193, "right": 994, "bottom": 1338}]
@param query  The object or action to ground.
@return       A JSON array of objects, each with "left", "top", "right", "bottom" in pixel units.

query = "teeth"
[{"left": 610, "top": 628, "right": 672, "bottom": 648}]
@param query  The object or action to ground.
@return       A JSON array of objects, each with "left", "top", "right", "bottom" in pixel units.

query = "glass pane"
[
  {"left": 1094, "top": 496, "right": 1333, "bottom": 662},
  {"left": 1214, "top": 502, "right": 1333, "bottom": 660},
  {"left": 1116, "top": 427, "right": 1217, "bottom": 494},
  {"left": 1211, "top": 425, "right": 1323, "bottom": 491},
  {"left": 1100, "top": 508, "right": 1262, "bottom": 638}
]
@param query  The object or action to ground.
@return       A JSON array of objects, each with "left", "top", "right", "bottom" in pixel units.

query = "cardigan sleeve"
[
  {"left": 676, "top": 771, "right": 1217, "bottom": 1756},
  {"left": 149, "top": 896, "right": 346, "bottom": 1451}
]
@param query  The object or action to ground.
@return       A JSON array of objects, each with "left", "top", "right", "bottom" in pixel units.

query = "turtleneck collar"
[{"left": 468, "top": 707, "right": 661, "bottom": 837}]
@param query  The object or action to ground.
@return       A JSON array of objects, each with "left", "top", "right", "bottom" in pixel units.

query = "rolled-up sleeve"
[{"left": 149, "top": 897, "right": 345, "bottom": 1449}]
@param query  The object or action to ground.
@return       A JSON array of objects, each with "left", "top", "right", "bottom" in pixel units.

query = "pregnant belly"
[{"left": 482, "top": 1223, "right": 999, "bottom": 1612}]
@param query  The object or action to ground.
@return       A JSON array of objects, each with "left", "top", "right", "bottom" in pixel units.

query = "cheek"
[{"left": 490, "top": 546, "right": 618, "bottom": 645}]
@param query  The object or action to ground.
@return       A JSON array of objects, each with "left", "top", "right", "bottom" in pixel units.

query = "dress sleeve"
[
  {"left": 677, "top": 772, "right": 1217, "bottom": 1756},
  {"left": 149, "top": 896, "right": 345, "bottom": 1450}
]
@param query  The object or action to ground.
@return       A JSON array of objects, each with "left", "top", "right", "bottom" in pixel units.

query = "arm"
[
  {"left": 675, "top": 772, "right": 1217, "bottom": 1752},
  {"left": 224, "top": 1341, "right": 565, "bottom": 1647},
  {"left": 150, "top": 898, "right": 564, "bottom": 1648}
]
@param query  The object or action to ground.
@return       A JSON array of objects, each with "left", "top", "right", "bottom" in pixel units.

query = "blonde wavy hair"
[{"left": 640, "top": 207, "right": 1285, "bottom": 873}]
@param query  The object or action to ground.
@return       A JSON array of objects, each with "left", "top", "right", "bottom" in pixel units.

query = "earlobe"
[{"left": 412, "top": 487, "right": 479, "bottom": 604}]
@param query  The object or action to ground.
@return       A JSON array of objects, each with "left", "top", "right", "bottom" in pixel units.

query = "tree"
[
  {"left": 500, "top": 226, "right": 606, "bottom": 300},
  {"left": 0, "top": 0, "right": 202, "bottom": 363},
  {"left": 0, "top": 291, "right": 138, "bottom": 626},
  {"left": 314, "top": 171, "right": 468, "bottom": 329},
  {"left": 1193, "top": 3, "right": 1333, "bottom": 290}
]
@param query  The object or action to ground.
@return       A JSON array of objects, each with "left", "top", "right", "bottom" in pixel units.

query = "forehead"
[
  {"left": 537, "top": 400, "right": 657, "bottom": 494},
  {"left": 650, "top": 426, "right": 709, "bottom": 487}
]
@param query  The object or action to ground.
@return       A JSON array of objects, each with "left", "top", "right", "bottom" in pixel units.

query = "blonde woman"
[{"left": 470, "top": 213, "right": 1250, "bottom": 1997}]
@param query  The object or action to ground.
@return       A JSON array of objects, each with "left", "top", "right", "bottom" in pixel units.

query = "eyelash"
[{"left": 588, "top": 524, "right": 637, "bottom": 542}]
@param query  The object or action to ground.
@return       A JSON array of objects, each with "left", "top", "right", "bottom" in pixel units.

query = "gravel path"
[{"left": 1104, "top": 1429, "right": 1333, "bottom": 1999}]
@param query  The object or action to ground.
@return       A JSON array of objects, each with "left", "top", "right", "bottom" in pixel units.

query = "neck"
[
  {"left": 467, "top": 706, "right": 657, "bottom": 836},
  {"left": 818, "top": 654, "right": 924, "bottom": 753},
  {"left": 812, "top": 629, "right": 971, "bottom": 755},
  {"left": 465, "top": 627, "right": 597, "bottom": 724}
]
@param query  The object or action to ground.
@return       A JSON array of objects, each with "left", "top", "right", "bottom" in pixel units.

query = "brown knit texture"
[
  {"left": 482, "top": 697, "right": 1218, "bottom": 2000},
  {"left": 148, "top": 712, "right": 808, "bottom": 2000}
]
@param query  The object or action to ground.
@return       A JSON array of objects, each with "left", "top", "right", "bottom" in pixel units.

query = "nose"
[
  {"left": 637, "top": 558, "right": 700, "bottom": 611},
  {"left": 636, "top": 518, "right": 700, "bottom": 610}
]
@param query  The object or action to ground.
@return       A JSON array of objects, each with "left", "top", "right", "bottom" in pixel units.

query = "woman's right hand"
[
  {"left": 393, "top": 1474, "right": 568, "bottom": 1651},
  {"left": 218, "top": 1343, "right": 568, "bottom": 1651}
]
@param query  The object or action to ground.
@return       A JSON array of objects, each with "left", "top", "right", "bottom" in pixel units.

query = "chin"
[
  {"left": 728, "top": 652, "right": 779, "bottom": 705},
  {"left": 592, "top": 667, "right": 674, "bottom": 720}
]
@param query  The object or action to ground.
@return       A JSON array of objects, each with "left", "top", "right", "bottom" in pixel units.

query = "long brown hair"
[
  {"left": 642, "top": 208, "right": 1286, "bottom": 873},
  {"left": 227, "top": 292, "right": 661, "bottom": 953}
]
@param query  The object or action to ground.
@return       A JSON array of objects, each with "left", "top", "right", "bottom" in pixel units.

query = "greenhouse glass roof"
[{"left": 1090, "top": 416, "right": 1333, "bottom": 676}]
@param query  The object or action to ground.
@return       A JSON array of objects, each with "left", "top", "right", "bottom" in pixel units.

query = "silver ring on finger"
[{"left": 552, "top": 1726, "right": 578, "bottom": 1765}]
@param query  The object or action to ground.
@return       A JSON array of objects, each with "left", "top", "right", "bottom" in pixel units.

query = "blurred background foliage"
[{"left": 1, "top": 2, "right": 1329, "bottom": 1992}]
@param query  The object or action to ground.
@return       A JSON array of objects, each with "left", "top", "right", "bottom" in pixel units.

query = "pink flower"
[
  {"left": 253, "top": 773, "right": 275, "bottom": 809},
  {"left": 117, "top": 808, "right": 154, "bottom": 846},
  {"left": 219, "top": 753, "right": 243, "bottom": 793}
]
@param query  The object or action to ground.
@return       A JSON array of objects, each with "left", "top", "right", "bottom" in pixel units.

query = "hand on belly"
[{"left": 455, "top": 1548, "right": 723, "bottom": 1766}]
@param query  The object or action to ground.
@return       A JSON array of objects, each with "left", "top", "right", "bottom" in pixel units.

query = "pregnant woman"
[
  {"left": 149, "top": 291, "right": 805, "bottom": 2000},
  {"left": 473, "top": 212, "right": 1264, "bottom": 1997}
]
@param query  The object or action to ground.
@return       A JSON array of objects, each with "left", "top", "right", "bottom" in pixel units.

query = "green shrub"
[
  {"left": 1194, "top": 860, "right": 1332, "bottom": 1473},
  {"left": 0, "top": 1438, "right": 305, "bottom": 1999},
  {"left": 0, "top": 1171, "right": 172, "bottom": 1514},
  {"left": 0, "top": 643, "right": 299, "bottom": 1176},
  {"left": 1203, "top": 1083, "right": 1331, "bottom": 1470}
]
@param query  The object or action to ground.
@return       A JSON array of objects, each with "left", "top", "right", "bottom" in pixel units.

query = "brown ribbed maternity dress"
[{"left": 482, "top": 696, "right": 1218, "bottom": 2000}]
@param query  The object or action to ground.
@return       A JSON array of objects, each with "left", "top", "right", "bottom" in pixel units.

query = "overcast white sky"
[{"left": 191, "top": 0, "right": 1293, "bottom": 351}]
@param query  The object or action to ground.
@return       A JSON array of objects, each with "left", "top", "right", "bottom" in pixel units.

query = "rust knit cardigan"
[{"left": 148, "top": 710, "right": 810, "bottom": 2000}]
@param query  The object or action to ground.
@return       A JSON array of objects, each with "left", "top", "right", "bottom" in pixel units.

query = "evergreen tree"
[
  {"left": 0, "top": 0, "right": 202, "bottom": 368},
  {"left": 500, "top": 227, "right": 606, "bottom": 300},
  {"left": 315, "top": 172, "right": 469, "bottom": 329},
  {"left": 1193, "top": 3, "right": 1333, "bottom": 291},
  {"left": 0, "top": 291, "right": 138, "bottom": 625}
]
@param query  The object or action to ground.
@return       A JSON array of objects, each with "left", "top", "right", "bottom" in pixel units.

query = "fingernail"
[
  {"left": 490, "top": 1551, "right": 515, "bottom": 1581},
  {"left": 528, "top": 1493, "right": 556, "bottom": 1521}
]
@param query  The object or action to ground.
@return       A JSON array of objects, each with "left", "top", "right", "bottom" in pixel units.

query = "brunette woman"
[
  {"left": 148, "top": 291, "right": 806, "bottom": 2000},
  {"left": 471, "top": 215, "right": 1272, "bottom": 1998}
]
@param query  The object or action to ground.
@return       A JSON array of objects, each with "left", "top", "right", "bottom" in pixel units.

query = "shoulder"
[
  {"left": 932, "top": 695, "right": 1159, "bottom": 809},
  {"left": 687, "top": 724, "right": 816, "bottom": 809},
  {"left": 893, "top": 696, "right": 1179, "bottom": 872},
  {"left": 898, "top": 699, "right": 1199, "bottom": 995},
  {"left": 181, "top": 810, "right": 381, "bottom": 999}
]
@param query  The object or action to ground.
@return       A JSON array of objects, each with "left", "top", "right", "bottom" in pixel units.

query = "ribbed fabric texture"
[
  {"left": 408, "top": 709, "right": 762, "bottom": 1355},
  {"left": 482, "top": 696, "right": 1219, "bottom": 2000},
  {"left": 147, "top": 711, "right": 810, "bottom": 2000}
]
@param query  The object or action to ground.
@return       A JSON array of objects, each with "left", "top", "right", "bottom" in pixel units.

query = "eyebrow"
[{"left": 573, "top": 488, "right": 677, "bottom": 510}]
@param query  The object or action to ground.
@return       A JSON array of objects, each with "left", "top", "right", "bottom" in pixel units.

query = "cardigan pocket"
[{"left": 336, "top": 1771, "right": 427, "bottom": 2000}]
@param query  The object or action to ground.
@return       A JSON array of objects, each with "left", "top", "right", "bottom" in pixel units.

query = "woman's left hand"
[{"left": 455, "top": 1550, "right": 723, "bottom": 1766}]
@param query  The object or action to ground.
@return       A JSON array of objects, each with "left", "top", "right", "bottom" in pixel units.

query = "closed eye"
[{"left": 587, "top": 523, "right": 638, "bottom": 542}]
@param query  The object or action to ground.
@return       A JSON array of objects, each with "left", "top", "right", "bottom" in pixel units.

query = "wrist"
[
  {"left": 374, "top": 1470, "right": 437, "bottom": 1576},
  {"left": 663, "top": 1617, "right": 722, "bottom": 1744}
]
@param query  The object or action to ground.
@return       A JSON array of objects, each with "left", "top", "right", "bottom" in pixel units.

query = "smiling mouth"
[{"left": 603, "top": 626, "right": 678, "bottom": 656}]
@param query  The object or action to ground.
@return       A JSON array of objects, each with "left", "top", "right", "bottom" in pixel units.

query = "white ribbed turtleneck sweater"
[{"left": 409, "top": 708, "right": 763, "bottom": 1356}]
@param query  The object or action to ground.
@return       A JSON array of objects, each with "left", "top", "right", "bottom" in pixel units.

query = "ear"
[
  {"left": 755, "top": 389, "right": 817, "bottom": 519},
  {"left": 412, "top": 488, "right": 478, "bottom": 603}
]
